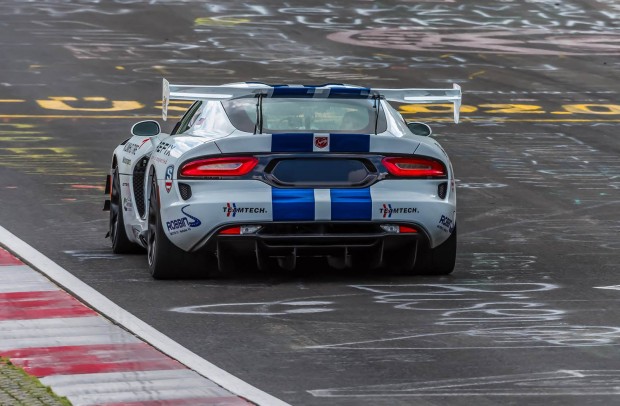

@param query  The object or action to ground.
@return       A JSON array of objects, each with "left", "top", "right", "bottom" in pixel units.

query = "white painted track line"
[{"left": 0, "top": 225, "right": 290, "bottom": 406}]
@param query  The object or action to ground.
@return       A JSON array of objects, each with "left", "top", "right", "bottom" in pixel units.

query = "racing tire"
[
  {"left": 417, "top": 226, "right": 457, "bottom": 276},
  {"left": 147, "top": 174, "right": 213, "bottom": 279},
  {"left": 109, "top": 167, "right": 142, "bottom": 254}
]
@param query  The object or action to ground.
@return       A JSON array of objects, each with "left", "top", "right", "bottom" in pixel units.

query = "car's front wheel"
[{"left": 147, "top": 174, "right": 214, "bottom": 279}]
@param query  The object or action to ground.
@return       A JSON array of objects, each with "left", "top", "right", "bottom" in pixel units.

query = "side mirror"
[
  {"left": 131, "top": 120, "right": 161, "bottom": 137},
  {"left": 407, "top": 122, "right": 432, "bottom": 137}
]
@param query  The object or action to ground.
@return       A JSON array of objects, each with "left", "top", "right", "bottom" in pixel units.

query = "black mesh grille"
[
  {"left": 438, "top": 182, "right": 448, "bottom": 199},
  {"left": 179, "top": 183, "right": 192, "bottom": 200},
  {"left": 133, "top": 157, "right": 149, "bottom": 217}
]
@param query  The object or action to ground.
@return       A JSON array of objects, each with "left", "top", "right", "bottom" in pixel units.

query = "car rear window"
[{"left": 222, "top": 98, "right": 387, "bottom": 133}]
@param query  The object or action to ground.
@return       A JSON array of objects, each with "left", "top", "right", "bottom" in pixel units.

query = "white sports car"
[{"left": 104, "top": 80, "right": 461, "bottom": 279}]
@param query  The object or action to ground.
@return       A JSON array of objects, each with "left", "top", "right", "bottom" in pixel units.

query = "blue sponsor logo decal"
[
  {"left": 437, "top": 214, "right": 455, "bottom": 233},
  {"left": 166, "top": 205, "right": 201, "bottom": 235}
]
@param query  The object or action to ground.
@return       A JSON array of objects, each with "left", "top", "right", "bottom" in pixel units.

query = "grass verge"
[{"left": 0, "top": 357, "right": 72, "bottom": 406}]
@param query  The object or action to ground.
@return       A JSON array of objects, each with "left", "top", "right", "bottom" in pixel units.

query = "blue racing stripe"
[
  {"left": 330, "top": 133, "right": 370, "bottom": 152},
  {"left": 271, "top": 87, "right": 315, "bottom": 98},
  {"left": 271, "top": 133, "right": 314, "bottom": 152},
  {"left": 269, "top": 86, "right": 370, "bottom": 99},
  {"left": 327, "top": 87, "right": 371, "bottom": 98},
  {"left": 272, "top": 188, "right": 315, "bottom": 221},
  {"left": 330, "top": 188, "right": 372, "bottom": 220}
]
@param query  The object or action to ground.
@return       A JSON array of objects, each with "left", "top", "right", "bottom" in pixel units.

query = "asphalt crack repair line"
[{"left": 0, "top": 225, "right": 290, "bottom": 406}]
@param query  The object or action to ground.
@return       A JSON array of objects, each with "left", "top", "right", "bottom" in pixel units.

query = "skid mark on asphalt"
[
  {"left": 63, "top": 250, "right": 123, "bottom": 261},
  {"left": 305, "top": 325, "right": 620, "bottom": 351},
  {"left": 170, "top": 298, "right": 342, "bottom": 316},
  {"left": 446, "top": 131, "right": 620, "bottom": 248},
  {"left": 329, "top": 28, "right": 620, "bottom": 55},
  {"left": 308, "top": 370, "right": 620, "bottom": 398},
  {"left": 451, "top": 131, "right": 620, "bottom": 191},
  {"left": 457, "top": 199, "right": 620, "bottom": 245},
  {"left": 301, "top": 281, "right": 620, "bottom": 350},
  {"left": 595, "top": 285, "right": 620, "bottom": 291},
  {"left": 464, "top": 253, "right": 537, "bottom": 273}
]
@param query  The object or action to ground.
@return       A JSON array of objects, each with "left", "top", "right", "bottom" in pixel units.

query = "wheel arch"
[{"left": 147, "top": 165, "right": 158, "bottom": 214}]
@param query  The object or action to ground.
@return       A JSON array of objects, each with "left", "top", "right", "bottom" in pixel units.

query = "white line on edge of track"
[{"left": 0, "top": 225, "right": 291, "bottom": 406}]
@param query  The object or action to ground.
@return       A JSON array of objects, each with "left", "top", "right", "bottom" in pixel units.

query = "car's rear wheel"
[
  {"left": 109, "top": 167, "right": 141, "bottom": 254},
  {"left": 416, "top": 226, "right": 457, "bottom": 275},
  {"left": 147, "top": 174, "right": 214, "bottom": 279}
]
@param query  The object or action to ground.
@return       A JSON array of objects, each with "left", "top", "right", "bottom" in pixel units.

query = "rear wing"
[
  {"left": 162, "top": 79, "right": 462, "bottom": 123},
  {"left": 372, "top": 84, "right": 461, "bottom": 123}
]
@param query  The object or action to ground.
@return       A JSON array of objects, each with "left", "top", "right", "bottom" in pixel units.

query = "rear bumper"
[
  {"left": 200, "top": 221, "right": 427, "bottom": 270},
  {"left": 159, "top": 178, "right": 456, "bottom": 252}
]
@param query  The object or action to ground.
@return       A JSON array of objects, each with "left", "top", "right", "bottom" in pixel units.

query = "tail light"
[
  {"left": 380, "top": 224, "right": 418, "bottom": 234},
  {"left": 180, "top": 157, "right": 258, "bottom": 177},
  {"left": 219, "top": 225, "right": 262, "bottom": 235},
  {"left": 399, "top": 225, "right": 418, "bottom": 233},
  {"left": 382, "top": 156, "right": 446, "bottom": 178},
  {"left": 220, "top": 226, "right": 241, "bottom": 235}
]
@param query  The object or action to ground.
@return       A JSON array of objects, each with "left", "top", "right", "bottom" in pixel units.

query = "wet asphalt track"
[{"left": 1, "top": 1, "right": 620, "bottom": 405}]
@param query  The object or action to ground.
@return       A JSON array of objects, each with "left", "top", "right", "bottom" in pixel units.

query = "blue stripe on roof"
[
  {"left": 272, "top": 188, "right": 315, "bottom": 221},
  {"left": 269, "top": 86, "right": 370, "bottom": 99},
  {"left": 271, "top": 133, "right": 314, "bottom": 152},
  {"left": 327, "top": 88, "right": 371, "bottom": 98},
  {"left": 330, "top": 133, "right": 370, "bottom": 152},
  {"left": 263, "top": 83, "right": 345, "bottom": 87},
  {"left": 271, "top": 87, "right": 315, "bottom": 97},
  {"left": 330, "top": 188, "right": 372, "bottom": 220}
]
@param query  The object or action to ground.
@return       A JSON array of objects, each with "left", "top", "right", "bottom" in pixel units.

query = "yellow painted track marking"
[{"left": 0, "top": 115, "right": 618, "bottom": 123}]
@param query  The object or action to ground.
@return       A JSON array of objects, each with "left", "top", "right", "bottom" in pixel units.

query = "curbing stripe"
[
  {"left": 5, "top": 343, "right": 187, "bottom": 377},
  {"left": 0, "top": 225, "right": 290, "bottom": 406},
  {"left": 0, "top": 290, "right": 98, "bottom": 320},
  {"left": 0, "top": 265, "right": 59, "bottom": 293}
]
